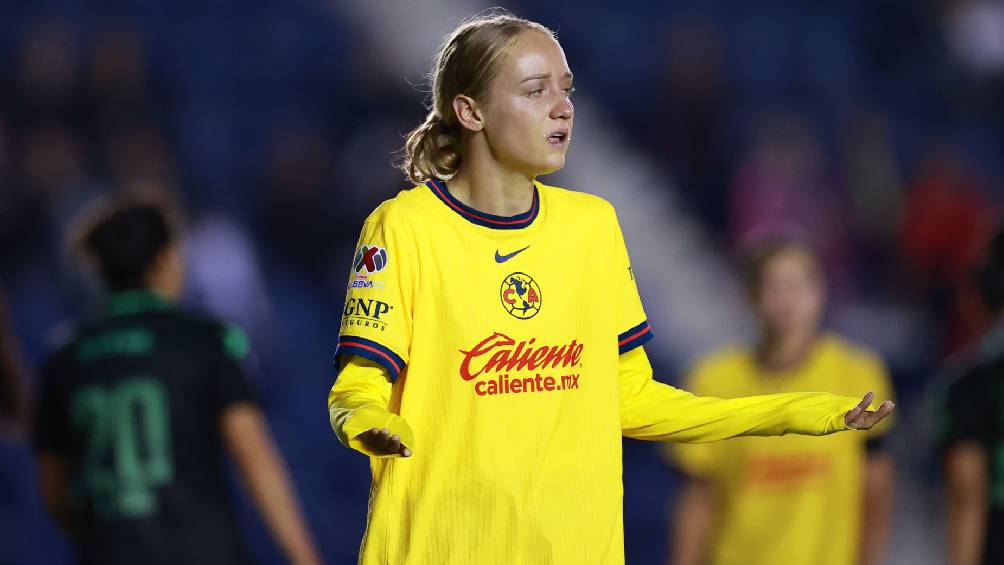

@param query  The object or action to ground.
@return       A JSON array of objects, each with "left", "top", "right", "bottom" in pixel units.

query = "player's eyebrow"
[{"left": 519, "top": 71, "right": 574, "bottom": 84}]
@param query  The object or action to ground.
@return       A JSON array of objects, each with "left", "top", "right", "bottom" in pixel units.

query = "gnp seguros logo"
[{"left": 341, "top": 298, "right": 394, "bottom": 332}]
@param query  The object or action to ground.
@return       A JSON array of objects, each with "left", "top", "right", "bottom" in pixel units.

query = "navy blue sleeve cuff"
[
  {"left": 618, "top": 320, "right": 653, "bottom": 355},
  {"left": 333, "top": 336, "right": 406, "bottom": 381}
]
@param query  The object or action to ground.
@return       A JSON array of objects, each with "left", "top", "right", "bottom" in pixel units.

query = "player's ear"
[{"left": 453, "top": 94, "right": 484, "bottom": 133}]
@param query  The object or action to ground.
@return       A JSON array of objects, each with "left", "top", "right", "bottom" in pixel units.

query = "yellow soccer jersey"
[
  {"left": 329, "top": 179, "right": 865, "bottom": 565},
  {"left": 672, "top": 335, "right": 895, "bottom": 565}
]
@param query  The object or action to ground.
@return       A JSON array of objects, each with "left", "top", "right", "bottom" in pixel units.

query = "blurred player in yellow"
[
  {"left": 327, "top": 10, "right": 894, "bottom": 565},
  {"left": 668, "top": 240, "right": 895, "bottom": 565}
]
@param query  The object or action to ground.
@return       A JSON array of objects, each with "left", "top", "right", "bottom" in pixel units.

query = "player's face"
[
  {"left": 754, "top": 249, "right": 825, "bottom": 339},
  {"left": 480, "top": 31, "right": 574, "bottom": 177}
]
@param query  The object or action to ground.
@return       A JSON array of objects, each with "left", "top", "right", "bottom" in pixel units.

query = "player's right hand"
[{"left": 359, "top": 427, "right": 412, "bottom": 457}]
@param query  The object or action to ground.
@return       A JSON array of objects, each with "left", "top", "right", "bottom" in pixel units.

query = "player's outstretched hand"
[
  {"left": 843, "top": 392, "right": 895, "bottom": 430},
  {"left": 359, "top": 427, "right": 412, "bottom": 457}
]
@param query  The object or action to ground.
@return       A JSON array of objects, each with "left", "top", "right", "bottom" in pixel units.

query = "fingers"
[
  {"left": 360, "top": 428, "right": 412, "bottom": 457},
  {"left": 874, "top": 400, "right": 895, "bottom": 419},
  {"left": 362, "top": 428, "right": 395, "bottom": 453},
  {"left": 855, "top": 391, "right": 874, "bottom": 413},
  {"left": 846, "top": 398, "right": 896, "bottom": 430},
  {"left": 862, "top": 400, "right": 895, "bottom": 428},
  {"left": 844, "top": 391, "right": 874, "bottom": 426}
]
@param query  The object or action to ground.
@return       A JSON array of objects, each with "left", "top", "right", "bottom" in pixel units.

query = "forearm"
[
  {"left": 623, "top": 378, "right": 858, "bottom": 442},
  {"left": 247, "top": 456, "right": 319, "bottom": 563},
  {"left": 328, "top": 356, "right": 414, "bottom": 456},
  {"left": 947, "top": 491, "right": 986, "bottom": 565},
  {"left": 224, "top": 406, "right": 321, "bottom": 565},
  {"left": 858, "top": 453, "right": 894, "bottom": 565},
  {"left": 945, "top": 443, "right": 988, "bottom": 565},
  {"left": 670, "top": 480, "right": 715, "bottom": 565},
  {"left": 245, "top": 449, "right": 319, "bottom": 563},
  {"left": 620, "top": 347, "right": 859, "bottom": 442}
]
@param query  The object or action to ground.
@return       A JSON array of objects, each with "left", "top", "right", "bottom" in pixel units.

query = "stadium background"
[{"left": 1, "top": 0, "right": 1002, "bottom": 563}]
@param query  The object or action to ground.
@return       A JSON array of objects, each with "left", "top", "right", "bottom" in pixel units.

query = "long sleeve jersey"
[{"left": 328, "top": 180, "right": 862, "bottom": 564}]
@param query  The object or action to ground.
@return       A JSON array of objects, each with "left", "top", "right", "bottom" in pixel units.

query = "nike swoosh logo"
[{"left": 495, "top": 245, "right": 531, "bottom": 263}]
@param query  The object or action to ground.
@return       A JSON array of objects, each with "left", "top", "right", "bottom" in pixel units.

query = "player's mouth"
[{"left": 547, "top": 128, "right": 570, "bottom": 146}]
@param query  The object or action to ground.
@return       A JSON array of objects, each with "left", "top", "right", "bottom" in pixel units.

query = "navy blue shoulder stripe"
[
  {"left": 334, "top": 336, "right": 407, "bottom": 380},
  {"left": 618, "top": 320, "right": 653, "bottom": 355},
  {"left": 427, "top": 177, "right": 539, "bottom": 230}
]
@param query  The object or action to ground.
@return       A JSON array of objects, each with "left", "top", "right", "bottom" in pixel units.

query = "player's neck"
[
  {"left": 757, "top": 330, "right": 817, "bottom": 373},
  {"left": 142, "top": 247, "right": 184, "bottom": 302},
  {"left": 446, "top": 161, "right": 535, "bottom": 217},
  {"left": 144, "top": 271, "right": 182, "bottom": 303}
]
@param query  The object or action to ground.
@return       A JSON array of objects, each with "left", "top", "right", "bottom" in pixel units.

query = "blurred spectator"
[
  {"left": 638, "top": 21, "right": 731, "bottom": 231},
  {"left": 0, "top": 112, "right": 49, "bottom": 276},
  {"left": 728, "top": 114, "right": 855, "bottom": 294},
  {"left": 21, "top": 124, "right": 92, "bottom": 209},
  {"left": 0, "top": 288, "right": 26, "bottom": 434},
  {"left": 100, "top": 121, "right": 177, "bottom": 188},
  {"left": 9, "top": 21, "right": 85, "bottom": 133},
  {"left": 898, "top": 144, "right": 999, "bottom": 352},
  {"left": 84, "top": 27, "right": 160, "bottom": 135},
  {"left": 258, "top": 125, "right": 343, "bottom": 281},
  {"left": 667, "top": 239, "right": 895, "bottom": 565},
  {"left": 841, "top": 111, "right": 905, "bottom": 287}
]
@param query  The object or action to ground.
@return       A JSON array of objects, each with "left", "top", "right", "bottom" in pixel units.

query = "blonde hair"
[{"left": 399, "top": 9, "right": 555, "bottom": 184}]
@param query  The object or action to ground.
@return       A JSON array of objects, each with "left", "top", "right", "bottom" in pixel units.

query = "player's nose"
[{"left": 550, "top": 94, "right": 573, "bottom": 121}]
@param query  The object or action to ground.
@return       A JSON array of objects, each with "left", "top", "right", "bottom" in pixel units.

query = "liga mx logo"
[
  {"left": 500, "top": 272, "right": 542, "bottom": 320},
  {"left": 354, "top": 245, "right": 388, "bottom": 274}
]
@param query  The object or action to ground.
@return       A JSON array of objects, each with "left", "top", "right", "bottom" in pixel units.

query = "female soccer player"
[
  {"left": 34, "top": 199, "right": 322, "bottom": 565},
  {"left": 328, "top": 11, "right": 894, "bottom": 565},
  {"left": 670, "top": 240, "right": 894, "bottom": 565}
]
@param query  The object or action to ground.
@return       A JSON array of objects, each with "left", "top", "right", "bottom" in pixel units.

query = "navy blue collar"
[{"left": 426, "top": 178, "right": 539, "bottom": 230}]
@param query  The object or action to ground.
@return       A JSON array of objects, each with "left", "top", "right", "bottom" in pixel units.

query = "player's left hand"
[{"left": 843, "top": 392, "right": 895, "bottom": 430}]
